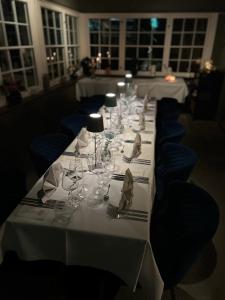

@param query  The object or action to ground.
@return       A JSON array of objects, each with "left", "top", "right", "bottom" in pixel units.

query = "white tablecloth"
[
  {"left": 76, "top": 76, "right": 188, "bottom": 103},
  {"left": 0, "top": 99, "right": 163, "bottom": 300}
]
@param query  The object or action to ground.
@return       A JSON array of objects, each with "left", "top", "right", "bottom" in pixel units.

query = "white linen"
[
  {"left": 0, "top": 100, "right": 164, "bottom": 300},
  {"left": 76, "top": 76, "right": 188, "bottom": 103}
]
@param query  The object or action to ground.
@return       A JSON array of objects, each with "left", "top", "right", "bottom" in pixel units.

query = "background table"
[
  {"left": 76, "top": 76, "right": 188, "bottom": 103},
  {"left": 0, "top": 100, "right": 163, "bottom": 300}
]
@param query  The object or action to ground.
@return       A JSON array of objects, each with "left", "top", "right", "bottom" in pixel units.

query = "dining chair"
[
  {"left": 157, "top": 97, "right": 181, "bottom": 122},
  {"left": 30, "top": 133, "right": 71, "bottom": 176},
  {"left": 150, "top": 181, "right": 219, "bottom": 299},
  {"left": 60, "top": 113, "right": 88, "bottom": 140},
  {"left": 78, "top": 95, "right": 105, "bottom": 115},
  {"left": 155, "top": 142, "right": 198, "bottom": 212},
  {"left": 0, "top": 167, "right": 26, "bottom": 224},
  {"left": 0, "top": 251, "right": 124, "bottom": 300}
]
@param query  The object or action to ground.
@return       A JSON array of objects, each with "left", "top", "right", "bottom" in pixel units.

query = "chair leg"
[{"left": 170, "top": 287, "right": 176, "bottom": 300}]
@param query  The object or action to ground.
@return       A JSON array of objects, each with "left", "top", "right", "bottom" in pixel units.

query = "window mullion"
[{"left": 163, "top": 16, "right": 172, "bottom": 73}]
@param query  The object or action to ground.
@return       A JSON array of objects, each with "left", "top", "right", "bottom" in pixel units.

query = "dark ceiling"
[{"left": 50, "top": 0, "right": 225, "bottom": 12}]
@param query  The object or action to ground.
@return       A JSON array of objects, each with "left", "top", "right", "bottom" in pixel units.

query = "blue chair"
[
  {"left": 155, "top": 142, "right": 198, "bottom": 210},
  {"left": 78, "top": 95, "right": 105, "bottom": 115},
  {"left": 157, "top": 97, "right": 181, "bottom": 122},
  {"left": 30, "top": 133, "right": 70, "bottom": 176},
  {"left": 61, "top": 113, "right": 88, "bottom": 140},
  {"left": 151, "top": 181, "right": 219, "bottom": 292}
]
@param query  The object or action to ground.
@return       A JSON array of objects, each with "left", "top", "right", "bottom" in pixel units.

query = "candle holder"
[{"left": 87, "top": 113, "right": 104, "bottom": 168}]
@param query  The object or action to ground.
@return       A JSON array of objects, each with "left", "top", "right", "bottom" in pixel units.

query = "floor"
[{"left": 116, "top": 115, "right": 225, "bottom": 300}]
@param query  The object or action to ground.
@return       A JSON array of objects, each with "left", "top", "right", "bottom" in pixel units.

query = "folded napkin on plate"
[
  {"left": 139, "top": 113, "right": 145, "bottom": 130},
  {"left": 130, "top": 133, "right": 142, "bottom": 159},
  {"left": 40, "top": 162, "right": 62, "bottom": 203},
  {"left": 119, "top": 168, "right": 134, "bottom": 210}
]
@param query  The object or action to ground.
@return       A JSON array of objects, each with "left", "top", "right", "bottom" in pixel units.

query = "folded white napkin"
[
  {"left": 143, "top": 94, "right": 150, "bottom": 112},
  {"left": 139, "top": 113, "right": 145, "bottom": 130},
  {"left": 77, "top": 127, "right": 89, "bottom": 147},
  {"left": 119, "top": 168, "right": 134, "bottom": 210},
  {"left": 40, "top": 162, "right": 62, "bottom": 203},
  {"left": 130, "top": 133, "right": 142, "bottom": 159}
]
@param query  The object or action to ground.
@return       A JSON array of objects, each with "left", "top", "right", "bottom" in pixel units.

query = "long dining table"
[
  {"left": 0, "top": 98, "right": 164, "bottom": 300},
  {"left": 76, "top": 76, "right": 189, "bottom": 103}
]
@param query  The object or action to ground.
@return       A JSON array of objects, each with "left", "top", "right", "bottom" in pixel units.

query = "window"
[
  {"left": 169, "top": 18, "right": 208, "bottom": 73},
  {"left": 125, "top": 18, "right": 166, "bottom": 72},
  {"left": 66, "top": 14, "right": 79, "bottom": 67},
  {"left": 41, "top": 7, "right": 65, "bottom": 80},
  {"left": 0, "top": 0, "right": 37, "bottom": 91},
  {"left": 89, "top": 18, "right": 120, "bottom": 70}
]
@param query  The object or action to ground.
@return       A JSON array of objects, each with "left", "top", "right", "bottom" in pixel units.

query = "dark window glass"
[
  {"left": 57, "top": 30, "right": 62, "bottom": 44},
  {"left": 110, "top": 59, "right": 118, "bottom": 70},
  {"left": 23, "top": 49, "right": 33, "bottom": 67},
  {"left": 197, "top": 19, "right": 207, "bottom": 31},
  {"left": 89, "top": 19, "right": 100, "bottom": 31},
  {"left": 14, "top": 71, "right": 25, "bottom": 89},
  {"left": 179, "top": 61, "right": 189, "bottom": 72},
  {"left": 140, "top": 19, "right": 151, "bottom": 31},
  {"left": 184, "top": 19, "right": 195, "bottom": 31},
  {"left": 91, "top": 46, "right": 98, "bottom": 57},
  {"left": 15, "top": 2, "right": 26, "bottom": 23},
  {"left": 191, "top": 60, "right": 201, "bottom": 72},
  {"left": 0, "top": 50, "right": 9, "bottom": 71},
  {"left": 139, "top": 34, "right": 151, "bottom": 45},
  {"left": 183, "top": 34, "right": 193, "bottom": 45},
  {"left": 152, "top": 48, "right": 163, "bottom": 59},
  {"left": 111, "top": 19, "right": 119, "bottom": 31},
  {"left": 101, "top": 19, "right": 110, "bottom": 31},
  {"left": 156, "top": 19, "right": 166, "bottom": 31},
  {"left": 194, "top": 34, "right": 205, "bottom": 46},
  {"left": 171, "top": 34, "right": 181, "bottom": 45},
  {"left": 60, "top": 63, "right": 64, "bottom": 76},
  {"left": 50, "top": 29, "right": 55, "bottom": 44},
  {"left": 125, "top": 60, "right": 133, "bottom": 71},
  {"left": 26, "top": 69, "right": 36, "bottom": 87},
  {"left": 101, "top": 59, "right": 108, "bottom": 69},
  {"left": 55, "top": 13, "right": 60, "bottom": 28},
  {"left": 169, "top": 61, "right": 178, "bottom": 72},
  {"left": 139, "top": 60, "right": 148, "bottom": 71},
  {"left": 101, "top": 33, "right": 109, "bottom": 44},
  {"left": 126, "top": 19, "right": 138, "bottom": 31},
  {"left": 48, "top": 65, "right": 52, "bottom": 79},
  {"left": 139, "top": 48, "right": 148, "bottom": 59},
  {"left": 125, "top": 47, "right": 137, "bottom": 58},
  {"left": 10, "top": 50, "right": 22, "bottom": 69},
  {"left": 192, "top": 48, "right": 203, "bottom": 59},
  {"left": 126, "top": 33, "right": 137, "bottom": 45},
  {"left": 170, "top": 48, "right": 179, "bottom": 59},
  {"left": 2, "top": 73, "right": 13, "bottom": 84},
  {"left": 47, "top": 10, "right": 53, "bottom": 27},
  {"left": 41, "top": 8, "right": 46, "bottom": 26},
  {"left": 181, "top": 48, "right": 191, "bottom": 59},
  {"left": 90, "top": 33, "right": 99, "bottom": 44},
  {"left": 44, "top": 28, "right": 48, "bottom": 44},
  {"left": 101, "top": 47, "right": 110, "bottom": 57},
  {"left": 53, "top": 64, "right": 58, "bottom": 78},
  {"left": 2, "top": 0, "right": 14, "bottom": 22},
  {"left": 153, "top": 34, "right": 165, "bottom": 45},
  {"left": 58, "top": 48, "right": 63, "bottom": 61},
  {"left": 173, "top": 19, "right": 183, "bottom": 31},
  {"left": 19, "top": 26, "right": 30, "bottom": 45},
  {"left": 6, "top": 24, "right": 18, "bottom": 46},
  {"left": 0, "top": 23, "right": 6, "bottom": 46},
  {"left": 111, "top": 33, "right": 119, "bottom": 44},
  {"left": 111, "top": 47, "right": 119, "bottom": 57}
]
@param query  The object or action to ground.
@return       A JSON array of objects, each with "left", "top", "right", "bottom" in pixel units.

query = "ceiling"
[{"left": 51, "top": 0, "right": 225, "bottom": 13}]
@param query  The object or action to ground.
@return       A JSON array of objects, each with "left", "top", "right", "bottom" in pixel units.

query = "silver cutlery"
[
  {"left": 112, "top": 174, "right": 149, "bottom": 184},
  {"left": 122, "top": 156, "right": 151, "bottom": 165},
  {"left": 107, "top": 205, "right": 148, "bottom": 222},
  {"left": 124, "top": 140, "right": 152, "bottom": 144}
]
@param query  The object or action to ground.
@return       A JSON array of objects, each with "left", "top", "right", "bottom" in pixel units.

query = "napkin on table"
[
  {"left": 40, "top": 162, "right": 62, "bottom": 203},
  {"left": 119, "top": 168, "right": 134, "bottom": 210},
  {"left": 77, "top": 127, "right": 89, "bottom": 147},
  {"left": 130, "top": 133, "right": 142, "bottom": 159},
  {"left": 143, "top": 94, "right": 150, "bottom": 112},
  {"left": 139, "top": 113, "right": 145, "bottom": 130}
]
